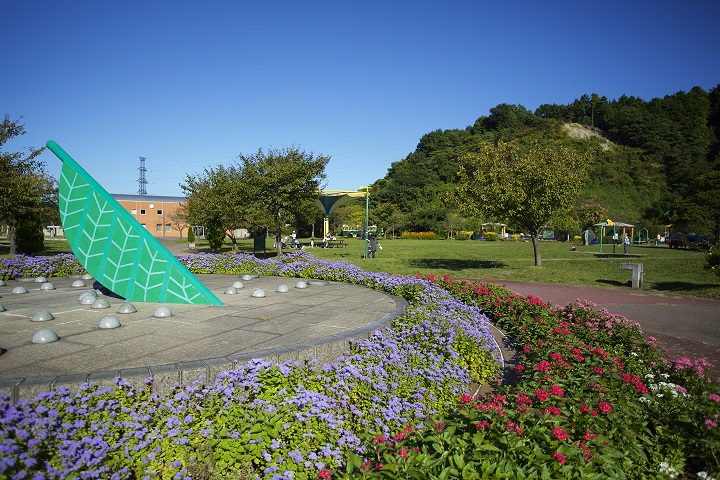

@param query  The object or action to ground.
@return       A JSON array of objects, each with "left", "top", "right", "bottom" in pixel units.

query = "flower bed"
[
  {"left": 0, "top": 253, "right": 499, "bottom": 479},
  {"left": 1, "top": 254, "right": 718, "bottom": 479},
  {"left": 352, "top": 274, "right": 720, "bottom": 479}
]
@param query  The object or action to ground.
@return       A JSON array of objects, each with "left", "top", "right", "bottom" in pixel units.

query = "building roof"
[{"left": 111, "top": 194, "right": 187, "bottom": 202}]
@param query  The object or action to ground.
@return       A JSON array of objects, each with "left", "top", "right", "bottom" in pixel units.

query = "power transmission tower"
[{"left": 137, "top": 157, "right": 148, "bottom": 195}]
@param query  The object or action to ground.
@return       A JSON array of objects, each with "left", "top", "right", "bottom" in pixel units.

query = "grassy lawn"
[{"left": 3, "top": 236, "right": 718, "bottom": 298}]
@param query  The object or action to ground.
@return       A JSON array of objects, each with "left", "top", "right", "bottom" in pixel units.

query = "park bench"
[
  {"left": 620, "top": 262, "right": 644, "bottom": 288},
  {"left": 326, "top": 239, "right": 346, "bottom": 248}
]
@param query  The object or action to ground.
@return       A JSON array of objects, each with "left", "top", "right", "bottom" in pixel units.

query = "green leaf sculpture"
[{"left": 47, "top": 140, "right": 223, "bottom": 305}]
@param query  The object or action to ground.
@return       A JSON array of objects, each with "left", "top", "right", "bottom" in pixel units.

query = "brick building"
[{"left": 112, "top": 194, "right": 187, "bottom": 238}]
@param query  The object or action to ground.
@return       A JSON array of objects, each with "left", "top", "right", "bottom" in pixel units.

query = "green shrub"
[
  {"left": 187, "top": 227, "right": 195, "bottom": 243},
  {"left": 511, "top": 234, "right": 520, "bottom": 242},
  {"left": 16, "top": 210, "right": 45, "bottom": 254},
  {"left": 454, "top": 231, "right": 473, "bottom": 240},
  {"left": 400, "top": 231, "right": 439, "bottom": 240},
  {"left": 706, "top": 246, "right": 720, "bottom": 278},
  {"left": 484, "top": 231, "right": 499, "bottom": 241}
]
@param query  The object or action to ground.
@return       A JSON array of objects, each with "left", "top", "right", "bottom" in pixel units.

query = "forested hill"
[{"left": 370, "top": 84, "right": 720, "bottom": 236}]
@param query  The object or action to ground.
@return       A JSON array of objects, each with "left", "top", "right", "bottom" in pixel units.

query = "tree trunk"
[
  {"left": 530, "top": 234, "right": 542, "bottom": 267},
  {"left": 7, "top": 225, "right": 16, "bottom": 256},
  {"left": 275, "top": 229, "right": 283, "bottom": 256}
]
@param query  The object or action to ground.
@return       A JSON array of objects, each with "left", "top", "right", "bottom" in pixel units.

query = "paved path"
[{"left": 496, "top": 281, "right": 720, "bottom": 379}]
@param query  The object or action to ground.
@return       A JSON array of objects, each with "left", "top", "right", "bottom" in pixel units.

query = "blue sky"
[{"left": 3, "top": 1, "right": 719, "bottom": 197}]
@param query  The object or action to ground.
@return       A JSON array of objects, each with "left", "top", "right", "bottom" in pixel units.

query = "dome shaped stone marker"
[
  {"left": 241, "top": 274, "right": 259, "bottom": 281},
  {"left": 71, "top": 280, "right": 86, "bottom": 288},
  {"left": 224, "top": 286, "right": 238, "bottom": 295},
  {"left": 232, "top": 281, "right": 244, "bottom": 289},
  {"left": 91, "top": 298, "right": 111, "bottom": 309},
  {"left": 32, "top": 310, "right": 55, "bottom": 322},
  {"left": 308, "top": 279, "right": 330, "bottom": 286},
  {"left": 277, "top": 284, "right": 289, "bottom": 293},
  {"left": 252, "top": 289, "right": 266, "bottom": 298},
  {"left": 0, "top": 280, "right": 6, "bottom": 286},
  {"left": 32, "top": 329, "right": 59, "bottom": 343},
  {"left": 117, "top": 302, "right": 137, "bottom": 314},
  {"left": 34, "top": 276, "right": 48, "bottom": 283},
  {"left": 11, "top": 286, "right": 28, "bottom": 294},
  {"left": 40, "top": 282, "right": 56, "bottom": 290},
  {"left": 0, "top": 304, "right": 5, "bottom": 312},
  {"left": 98, "top": 315, "right": 121, "bottom": 329},
  {"left": 79, "top": 292, "right": 97, "bottom": 305},
  {"left": 154, "top": 306, "right": 172, "bottom": 318},
  {"left": 81, "top": 274, "right": 94, "bottom": 280},
  {"left": 295, "top": 281, "right": 307, "bottom": 289}
]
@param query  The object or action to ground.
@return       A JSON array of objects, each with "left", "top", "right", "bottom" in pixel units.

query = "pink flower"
[
  {"left": 318, "top": 469, "right": 332, "bottom": 479},
  {"left": 553, "top": 451, "right": 567, "bottom": 464},
  {"left": 709, "top": 393, "right": 720, "bottom": 402},
  {"left": 598, "top": 402, "right": 612, "bottom": 414},
  {"left": 552, "top": 427, "right": 568, "bottom": 441},
  {"left": 476, "top": 421, "right": 490, "bottom": 430}
]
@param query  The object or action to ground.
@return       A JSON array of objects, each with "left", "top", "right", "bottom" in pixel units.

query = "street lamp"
[{"left": 359, "top": 186, "right": 370, "bottom": 259}]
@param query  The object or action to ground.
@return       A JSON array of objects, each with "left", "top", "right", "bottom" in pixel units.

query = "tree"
[
  {"left": 168, "top": 204, "right": 189, "bottom": 239},
  {"left": 237, "top": 148, "right": 328, "bottom": 256},
  {"left": 674, "top": 170, "right": 720, "bottom": 249},
  {"left": 457, "top": 140, "right": 591, "bottom": 266},
  {"left": 0, "top": 115, "right": 52, "bottom": 255},
  {"left": 181, "top": 164, "right": 247, "bottom": 251},
  {"left": 181, "top": 147, "right": 328, "bottom": 256}
]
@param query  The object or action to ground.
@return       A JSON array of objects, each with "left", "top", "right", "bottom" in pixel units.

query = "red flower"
[
  {"left": 373, "top": 435, "right": 388, "bottom": 444},
  {"left": 592, "top": 366, "right": 604, "bottom": 375},
  {"left": 544, "top": 406, "right": 561, "bottom": 416},
  {"left": 318, "top": 469, "right": 332, "bottom": 479},
  {"left": 536, "top": 360, "right": 552, "bottom": 372},
  {"left": 552, "top": 427, "right": 568, "bottom": 441},
  {"left": 549, "top": 385, "right": 565, "bottom": 397},
  {"left": 535, "top": 389, "right": 550, "bottom": 402},
  {"left": 598, "top": 402, "right": 612, "bottom": 414},
  {"left": 460, "top": 395, "right": 473, "bottom": 404},
  {"left": 476, "top": 421, "right": 490, "bottom": 430},
  {"left": 553, "top": 452, "right": 567, "bottom": 464}
]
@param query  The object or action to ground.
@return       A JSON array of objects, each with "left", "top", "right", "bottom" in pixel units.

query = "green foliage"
[
  {"left": 15, "top": 209, "right": 44, "bottom": 254},
  {"left": 457, "top": 139, "right": 591, "bottom": 266},
  {"left": 707, "top": 247, "right": 720, "bottom": 278},
  {"left": 187, "top": 226, "right": 196, "bottom": 243},
  {"left": 0, "top": 114, "right": 52, "bottom": 255},
  {"left": 484, "top": 231, "right": 499, "bottom": 241},
  {"left": 205, "top": 221, "right": 225, "bottom": 252},
  {"left": 454, "top": 231, "right": 473, "bottom": 240},
  {"left": 400, "top": 231, "right": 439, "bottom": 240}
]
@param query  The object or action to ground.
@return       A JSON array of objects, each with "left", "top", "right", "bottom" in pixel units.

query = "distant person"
[
  {"left": 369, "top": 235, "right": 378, "bottom": 258},
  {"left": 623, "top": 232, "right": 631, "bottom": 254}
]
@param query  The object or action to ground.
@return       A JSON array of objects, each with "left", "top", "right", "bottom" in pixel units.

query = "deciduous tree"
[
  {"left": 457, "top": 140, "right": 591, "bottom": 266},
  {"left": 0, "top": 115, "right": 53, "bottom": 254},
  {"left": 182, "top": 147, "right": 328, "bottom": 256}
]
